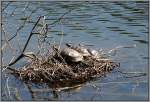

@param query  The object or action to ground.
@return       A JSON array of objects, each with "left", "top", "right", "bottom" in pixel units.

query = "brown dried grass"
[{"left": 16, "top": 47, "right": 119, "bottom": 86}]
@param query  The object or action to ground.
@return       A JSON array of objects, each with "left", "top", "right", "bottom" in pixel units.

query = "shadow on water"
[{"left": 1, "top": 1, "right": 148, "bottom": 101}]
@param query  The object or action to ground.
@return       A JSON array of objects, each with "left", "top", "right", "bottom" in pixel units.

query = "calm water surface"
[{"left": 1, "top": 1, "right": 149, "bottom": 101}]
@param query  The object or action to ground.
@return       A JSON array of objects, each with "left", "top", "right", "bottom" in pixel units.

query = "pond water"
[{"left": 1, "top": 1, "right": 149, "bottom": 101}]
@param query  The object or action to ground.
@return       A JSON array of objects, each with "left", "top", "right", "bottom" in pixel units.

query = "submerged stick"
[
  {"left": 115, "top": 69, "right": 147, "bottom": 78},
  {"left": 2, "top": 66, "right": 19, "bottom": 74}
]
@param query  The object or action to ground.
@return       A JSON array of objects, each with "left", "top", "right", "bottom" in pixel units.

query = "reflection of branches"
[
  {"left": 85, "top": 82, "right": 101, "bottom": 100},
  {"left": 14, "top": 88, "right": 21, "bottom": 100},
  {"left": 6, "top": 77, "right": 12, "bottom": 100},
  {"left": 24, "top": 82, "right": 60, "bottom": 100},
  {"left": 24, "top": 82, "right": 36, "bottom": 100},
  {"left": 52, "top": 90, "right": 59, "bottom": 100},
  {"left": 114, "top": 68, "right": 147, "bottom": 78}
]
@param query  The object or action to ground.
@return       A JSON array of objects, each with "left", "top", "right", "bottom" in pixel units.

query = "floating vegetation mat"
[{"left": 10, "top": 46, "right": 119, "bottom": 87}]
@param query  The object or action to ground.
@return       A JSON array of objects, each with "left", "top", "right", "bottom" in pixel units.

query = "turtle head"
[{"left": 65, "top": 43, "right": 72, "bottom": 47}]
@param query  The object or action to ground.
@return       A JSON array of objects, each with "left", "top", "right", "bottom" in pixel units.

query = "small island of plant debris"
[{"left": 8, "top": 43, "right": 119, "bottom": 88}]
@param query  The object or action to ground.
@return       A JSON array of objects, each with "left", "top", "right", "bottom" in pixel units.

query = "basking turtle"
[
  {"left": 66, "top": 43, "right": 90, "bottom": 57},
  {"left": 23, "top": 52, "right": 37, "bottom": 60},
  {"left": 87, "top": 49, "right": 100, "bottom": 58},
  {"left": 66, "top": 43, "right": 101, "bottom": 59},
  {"left": 60, "top": 47, "right": 84, "bottom": 63}
]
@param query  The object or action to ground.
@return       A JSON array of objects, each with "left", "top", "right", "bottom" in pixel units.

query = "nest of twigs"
[{"left": 14, "top": 47, "right": 119, "bottom": 86}]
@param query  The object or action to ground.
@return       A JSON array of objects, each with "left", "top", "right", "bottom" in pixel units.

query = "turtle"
[
  {"left": 66, "top": 43, "right": 91, "bottom": 57},
  {"left": 60, "top": 47, "right": 84, "bottom": 63},
  {"left": 23, "top": 52, "right": 37, "bottom": 60},
  {"left": 87, "top": 49, "right": 100, "bottom": 58}
]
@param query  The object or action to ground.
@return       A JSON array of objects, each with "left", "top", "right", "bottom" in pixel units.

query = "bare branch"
[
  {"left": 8, "top": 16, "right": 45, "bottom": 66},
  {"left": 47, "top": 9, "right": 74, "bottom": 26},
  {"left": 6, "top": 7, "right": 38, "bottom": 42}
]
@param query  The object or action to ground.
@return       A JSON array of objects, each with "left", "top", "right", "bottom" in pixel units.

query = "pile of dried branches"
[{"left": 11, "top": 47, "right": 119, "bottom": 86}]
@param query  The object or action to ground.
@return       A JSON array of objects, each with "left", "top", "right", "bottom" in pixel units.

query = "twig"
[
  {"left": 48, "top": 9, "right": 73, "bottom": 26},
  {"left": 1, "top": 27, "right": 17, "bottom": 52},
  {"left": 115, "top": 69, "right": 147, "bottom": 78},
  {"left": 6, "top": 7, "right": 38, "bottom": 42},
  {"left": 2, "top": 66, "right": 19, "bottom": 73},
  {"left": 58, "top": 20, "right": 64, "bottom": 50},
  {"left": 4, "top": 9, "right": 73, "bottom": 70},
  {"left": 108, "top": 44, "right": 137, "bottom": 56},
  {"left": 8, "top": 16, "right": 44, "bottom": 66},
  {"left": 5, "top": 9, "right": 72, "bottom": 66},
  {"left": 23, "top": 16, "right": 44, "bottom": 52}
]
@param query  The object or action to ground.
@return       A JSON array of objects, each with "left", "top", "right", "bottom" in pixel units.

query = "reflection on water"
[{"left": 1, "top": 1, "right": 148, "bottom": 101}]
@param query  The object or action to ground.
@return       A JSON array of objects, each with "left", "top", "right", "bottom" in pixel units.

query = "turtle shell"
[
  {"left": 61, "top": 48, "right": 83, "bottom": 62},
  {"left": 66, "top": 43, "right": 90, "bottom": 56}
]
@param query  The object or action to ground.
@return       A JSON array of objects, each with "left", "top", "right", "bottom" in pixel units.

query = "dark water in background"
[{"left": 1, "top": 1, "right": 149, "bottom": 101}]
